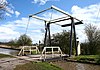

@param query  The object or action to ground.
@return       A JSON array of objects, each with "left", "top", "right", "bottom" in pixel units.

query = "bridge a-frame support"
[{"left": 29, "top": 5, "right": 83, "bottom": 57}]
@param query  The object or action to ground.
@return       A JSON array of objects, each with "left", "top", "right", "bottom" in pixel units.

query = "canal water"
[
  {"left": 0, "top": 47, "right": 19, "bottom": 55},
  {"left": 53, "top": 61, "right": 100, "bottom": 70}
]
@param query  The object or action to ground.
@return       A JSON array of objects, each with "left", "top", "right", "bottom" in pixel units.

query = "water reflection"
[{"left": 0, "top": 48, "right": 19, "bottom": 55}]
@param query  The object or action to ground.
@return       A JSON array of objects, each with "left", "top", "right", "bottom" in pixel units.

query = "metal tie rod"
[{"left": 33, "top": 8, "right": 51, "bottom": 15}]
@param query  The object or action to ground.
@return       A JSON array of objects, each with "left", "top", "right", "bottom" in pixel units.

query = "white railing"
[
  {"left": 40, "top": 46, "right": 62, "bottom": 60},
  {"left": 18, "top": 46, "right": 40, "bottom": 55}
]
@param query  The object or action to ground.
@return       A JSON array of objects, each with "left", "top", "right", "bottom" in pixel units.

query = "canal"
[
  {"left": 53, "top": 61, "right": 100, "bottom": 70},
  {"left": 0, "top": 47, "right": 100, "bottom": 70},
  {"left": 0, "top": 47, "right": 19, "bottom": 55}
]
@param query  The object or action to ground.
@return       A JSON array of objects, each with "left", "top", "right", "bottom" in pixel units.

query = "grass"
[
  {"left": 22, "top": 51, "right": 39, "bottom": 55},
  {"left": 71, "top": 55, "right": 100, "bottom": 64},
  {"left": 14, "top": 62, "right": 63, "bottom": 70},
  {"left": 31, "top": 50, "right": 39, "bottom": 55},
  {"left": 0, "top": 53, "right": 14, "bottom": 58},
  {"left": 73, "top": 55, "right": 99, "bottom": 60}
]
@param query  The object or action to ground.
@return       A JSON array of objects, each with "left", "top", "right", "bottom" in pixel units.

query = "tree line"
[
  {"left": 81, "top": 24, "right": 100, "bottom": 55},
  {"left": 0, "top": 34, "right": 33, "bottom": 48},
  {"left": 0, "top": 24, "right": 100, "bottom": 55},
  {"left": 47, "top": 24, "right": 100, "bottom": 55}
]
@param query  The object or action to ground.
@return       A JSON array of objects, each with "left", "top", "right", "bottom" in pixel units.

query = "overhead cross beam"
[
  {"left": 51, "top": 6, "right": 82, "bottom": 22},
  {"left": 29, "top": 15, "right": 48, "bottom": 22},
  {"left": 29, "top": 5, "right": 83, "bottom": 57},
  {"left": 50, "top": 17, "right": 71, "bottom": 24},
  {"left": 29, "top": 5, "right": 82, "bottom": 23},
  {"left": 61, "top": 21, "right": 83, "bottom": 27}
]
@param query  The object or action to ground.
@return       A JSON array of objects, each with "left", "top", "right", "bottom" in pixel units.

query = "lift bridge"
[
  {"left": 18, "top": 5, "right": 83, "bottom": 61},
  {"left": 18, "top": 46, "right": 66, "bottom": 61}
]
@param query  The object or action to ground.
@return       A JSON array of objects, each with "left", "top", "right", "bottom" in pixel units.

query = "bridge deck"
[{"left": 16, "top": 54, "right": 68, "bottom": 61}]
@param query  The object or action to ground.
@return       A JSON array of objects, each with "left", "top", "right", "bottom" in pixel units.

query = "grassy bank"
[
  {"left": 0, "top": 53, "right": 14, "bottom": 58},
  {"left": 14, "top": 62, "right": 63, "bottom": 70},
  {"left": 69, "top": 55, "right": 100, "bottom": 64}
]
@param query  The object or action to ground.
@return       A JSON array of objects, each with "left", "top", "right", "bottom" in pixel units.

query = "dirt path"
[
  {"left": 0, "top": 55, "right": 42, "bottom": 70},
  {"left": 0, "top": 54, "right": 54, "bottom": 70},
  {"left": 0, "top": 57, "right": 30, "bottom": 70},
  {"left": 0, "top": 55, "right": 41, "bottom": 70}
]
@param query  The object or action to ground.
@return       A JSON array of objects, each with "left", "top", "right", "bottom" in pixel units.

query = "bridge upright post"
[
  {"left": 44, "top": 21, "right": 47, "bottom": 47},
  {"left": 69, "top": 17, "right": 73, "bottom": 57},
  {"left": 73, "top": 20, "right": 78, "bottom": 56}
]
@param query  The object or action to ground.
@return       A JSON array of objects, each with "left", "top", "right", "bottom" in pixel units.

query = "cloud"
[
  {"left": 0, "top": 3, "right": 100, "bottom": 43},
  {"left": 32, "top": 0, "right": 59, "bottom": 5},
  {"left": 0, "top": 27, "right": 19, "bottom": 35},
  {"left": 5, "top": 6, "right": 14, "bottom": 14},
  {"left": 0, "top": 25, "right": 20, "bottom": 42},
  {"left": 71, "top": 3, "right": 100, "bottom": 42},
  {"left": 71, "top": 3, "right": 100, "bottom": 23},
  {"left": 5, "top": 13, "right": 12, "bottom": 17},
  {"left": 15, "top": 11, "right": 20, "bottom": 17},
  {"left": 0, "top": 17, "right": 45, "bottom": 43},
  {"left": 31, "top": 3, "right": 100, "bottom": 42},
  {"left": 32, "top": 0, "right": 48, "bottom": 5}
]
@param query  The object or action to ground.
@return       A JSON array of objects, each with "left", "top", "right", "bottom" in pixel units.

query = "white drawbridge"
[{"left": 17, "top": 46, "right": 64, "bottom": 61}]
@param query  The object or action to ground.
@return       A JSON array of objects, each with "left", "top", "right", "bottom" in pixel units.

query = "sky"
[{"left": 0, "top": 0, "right": 100, "bottom": 43}]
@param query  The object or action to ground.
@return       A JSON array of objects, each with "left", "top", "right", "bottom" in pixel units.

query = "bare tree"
[
  {"left": 0, "top": 0, "right": 7, "bottom": 9},
  {"left": 17, "top": 34, "right": 32, "bottom": 46},
  {"left": 0, "top": 0, "right": 13, "bottom": 19},
  {"left": 84, "top": 24, "right": 100, "bottom": 54},
  {"left": 0, "top": 0, "right": 7, "bottom": 18}
]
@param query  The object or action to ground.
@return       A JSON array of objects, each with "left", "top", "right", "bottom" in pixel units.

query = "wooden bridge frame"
[
  {"left": 18, "top": 46, "right": 40, "bottom": 55},
  {"left": 40, "top": 46, "right": 62, "bottom": 61}
]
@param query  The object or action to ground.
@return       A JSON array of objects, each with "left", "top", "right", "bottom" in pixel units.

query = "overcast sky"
[{"left": 0, "top": 0, "right": 100, "bottom": 43}]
